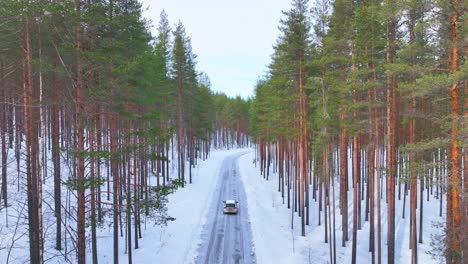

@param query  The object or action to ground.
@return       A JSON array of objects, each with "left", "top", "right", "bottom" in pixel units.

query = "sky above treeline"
[{"left": 140, "top": 0, "right": 293, "bottom": 99}]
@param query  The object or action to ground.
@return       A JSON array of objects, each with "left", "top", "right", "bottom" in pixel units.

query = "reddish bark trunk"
[
  {"left": 447, "top": 1, "right": 461, "bottom": 262},
  {"left": 299, "top": 60, "right": 307, "bottom": 237},
  {"left": 23, "top": 11, "right": 42, "bottom": 262},
  {"left": 373, "top": 83, "right": 382, "bottom": 264},
  {"left": 351, "top": 133, "right": 359, "bottom": 264},
  {"left": 127, "top": 136, "right": 132, "bottom": 264},
  {"left": 368, "top": 87, "right": 375, "bottom": 264},
  {"left": 90, "top": 129, "right": 98, "bottom": 264},
  {"left": 462, "top": 16, "right": 468, "bottom": 261},
  {"left": 408, "top": 7, "right": 418, "bottom": 262},
  {"left": 111, "top": 116, "right": 119, "bottom": 264},
  {"left": 176, "top": 69, "right": 184, "bottom": 186},
  {"left": 351, "top": 44, "right": 359, "bottom": 264},
  {"left": 386, "top": 7, "right": 398, "bottom": 264}
]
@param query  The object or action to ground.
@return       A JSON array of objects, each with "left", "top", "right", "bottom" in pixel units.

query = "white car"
[{"left": 223, "top": 200, "right": 238, "bottom": 214}]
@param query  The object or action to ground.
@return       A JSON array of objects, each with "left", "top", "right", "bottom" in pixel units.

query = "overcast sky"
[{"left": 139, "top": 0, "right": 293, "bottom": 98}]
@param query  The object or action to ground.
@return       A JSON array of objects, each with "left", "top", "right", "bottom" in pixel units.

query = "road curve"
[{"left": 195, "top": 151, "right": 256, "bottom": 264}]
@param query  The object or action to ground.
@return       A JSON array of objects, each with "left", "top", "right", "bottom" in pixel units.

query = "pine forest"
[{"left": 0, "top": 0, "right": 466, "bottom": 264}]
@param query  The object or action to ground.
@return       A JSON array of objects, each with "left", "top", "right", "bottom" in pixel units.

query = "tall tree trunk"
[
  {"left": 447, "top": 0, "right": 461, "bottom": 262},
  {"left": 1, "top": 58, "right": 7, "bottom": 208},
  {"left": 176, "top": 70, "right": 184, "bottom": 186},
  {"left": 368, "top": 86, "right": 376, "bottom": 264},
  {"left": 331, "top": 146, "right": 337, "bottom": 264},
  {"left": 324, "top": 145, "right": 330, "bottom": 257},
  {"left": 37, "top": 26, "right": 45, "bottom": 260},
  {"left": 409, "top": 106, "right": 418, "bottom": 263},
  {"left": 52, "top": 46, "right": 62, "bottom": 250},
  {"left": 89, "top": 129, "right": 98, "bottom": 264},
  {"left": 462, "top": 22, "right": 468, "bottom": 262},
  {"left": 75, "top": 0, "right": 86, "bottom": 262},
  {"left": 134, "top": 142, "right": 140, "bottom": 248},
  {"left": 23, "top": 10, "right": 42, "bottom": 262},
  {"left": 377, "top": 145, "right": 383, "bottom": 264},
  {"left": 463, "top": 43, "right": 468, "bottom": 264},
  {"left": 287, "top": 140, "right": 291, "bottom": 209},
  {"left": 299, "top": 59, "right": 307, "bottom": 237},
  {"left": 340, "top": 110, "right": 348, "bottom": 246},
  {"left": 386, "top": 2, "right": 398, "bottom": 262},
  {"left": 107, "top": 1, "right": 120, "bottom": 262},
  {"left": 351, "top": 133, "right": 359, "bottom": 264},
  {"left": 408, "top": 6, "right": 418, "bottom": 262}
]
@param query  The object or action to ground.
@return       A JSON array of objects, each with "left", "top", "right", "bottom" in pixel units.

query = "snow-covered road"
[{"left": 195, "top": 152, "right": 255, "bottom": 264}]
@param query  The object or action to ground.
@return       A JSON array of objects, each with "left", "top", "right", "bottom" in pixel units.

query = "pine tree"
[
  {"left": 445, "top": 0, "right": 462, "bottom": 262},
  {"left": 172, "top": 21, "right": 188, "bottom": 187},
  {"left": 316, "top": 0, "right": 356, "bottom": 252},
  {"left": 74, "top": 0, "right": 86, "bottom": 263},
  {"left": 278, "top": 0, "right": 312, "bottom": 237},
  {"left": 21, "top": 1, "right": 43, "bottom": 261}
]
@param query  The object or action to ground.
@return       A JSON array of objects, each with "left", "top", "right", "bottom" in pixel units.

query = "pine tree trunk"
[
  {"left": 419, "top": 173, "right": 423, "bottom": 243},
  {"left": 90, "top": 130, "right": 98, "bottom": 264},
  {"left": 409, "top": 103, "right": 418, "bottom": 262},
  {"left": 287, "top": 140, "right": 291, "bottom": 209},
  {"left": 176, "top": 70, "right": 184, "bottom": 186},
  {"left": 37, "top": 27, "right": 45, "bottom": 262},
  {"left": 96, "top": 107, "right": 103, "bottom": 223},
  {"left": 463, "top": 63, "right": 468, "bottom": 264},
  {"left": 331, "top": 146, "right": 337, "bottom": 264},
  {"left": 386, "top": 3, "right": 398, "bottom": 262},
  {"left": 127, "top": 145, "right": 132, "bottom": 264},
  {"left": 408, "top": 7, "right": 418, "bottom": 262},
  {"left": 368, "top": 86, "right": 375, "bottom": 264},
  {"left": 299, "top": 60, "right": 307, "bottom": 237},
  {"left": 351, "top": 133, "right": 358, "bottom": 264},
  {"left": 306, "top": 151, "right": 310, "bottom": 226},
  {"left": 374, "top": 78, "right": 382, "bottom": 264},
  {"left": 351, "top": 45, "right": 359, "bottom": 263},
  {"left": 111, "top": 114, "right": 119, "bottom": 264},
  {"left": 1, "top": 58, "right": 7, "bottom": 208},
  {"left": 52, "top": 46, "right": 62, "bottom": 250},
  {"left": 280, "top": 137, "right": 285, "bottom": 203},
  {"left": 340, "top": 110, "right": 348, "bottom": 246},
  {"left": 447, "top": 0, "right": 461, "bottom": 262},
  {"left": 75, "top": 1, "right": 86, "bottom": 262},
  {"left": 23, "top": 11, "right": 42, "bottom": 262}
]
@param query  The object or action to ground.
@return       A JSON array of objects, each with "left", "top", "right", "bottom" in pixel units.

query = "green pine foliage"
[
  {"left": 250, "top": 0, "right": 465, "bottom": 261},
  {"left": 0, "top": 1, "right": 251, "bottom": 262}
]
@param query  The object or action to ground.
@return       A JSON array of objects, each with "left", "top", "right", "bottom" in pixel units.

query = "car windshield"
[{"left": 226, "top": 203, "right": 236, "bottom": 207}]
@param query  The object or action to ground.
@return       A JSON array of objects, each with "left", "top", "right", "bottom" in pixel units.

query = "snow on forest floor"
[
  {"left": 0, "top": 147, "right": 446, "bottom": 264},
  {"left": 238, "top": 151, "right": 446, "bottom": 264},
  {"left": 0, "top": 148, "right": 251, "bottom": 264},
  {"left": 118, "top": 148, "right": 251, "bottom": 264}
]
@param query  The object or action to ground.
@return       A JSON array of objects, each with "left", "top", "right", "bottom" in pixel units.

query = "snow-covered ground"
[
  {"left": 92, "top": 148, "right": 251, "bottom": 263},
  {"left": 238, "top": 151, "right": 445, "bottom": 264},
  {"left": 0, "top": 147, "right": 446, "bottom": 263}
]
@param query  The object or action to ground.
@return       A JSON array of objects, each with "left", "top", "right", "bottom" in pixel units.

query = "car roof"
[{"left": 225, "top": 199, "right": 236, "bottom": 204}]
